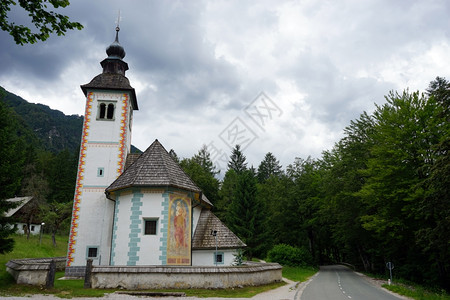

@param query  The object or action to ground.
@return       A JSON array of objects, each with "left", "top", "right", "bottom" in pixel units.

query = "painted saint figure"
[{"left": 174, "top": 201, "right": 187, "bottom": 248}]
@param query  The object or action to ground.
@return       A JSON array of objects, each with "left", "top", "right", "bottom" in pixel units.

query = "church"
[{"left": 65, "top": 26, "right": 245, "bottom": 277}]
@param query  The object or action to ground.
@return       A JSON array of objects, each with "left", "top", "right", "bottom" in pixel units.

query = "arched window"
[
  {"left": 99, "top": 103, "right": 106, "bottom": 119},
  {"left": 97, "top": 101, "right": 116, "bottom": 120},
  {"left": 107, "top": 103, "right": 115, "bottom": 119}
]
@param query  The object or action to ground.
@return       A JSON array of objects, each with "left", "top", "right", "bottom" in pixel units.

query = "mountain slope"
[{"left": 1, "top": 86, "right": 83, "bottom": 153}]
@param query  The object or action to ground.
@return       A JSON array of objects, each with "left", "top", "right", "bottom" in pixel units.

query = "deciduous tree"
[{"left": 0, "top": 0, "right": 83, "bottom": 45}]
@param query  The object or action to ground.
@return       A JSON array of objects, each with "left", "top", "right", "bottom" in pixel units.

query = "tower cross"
[{"left": 115, "top": 10, "right": 122, "bottom": 30}]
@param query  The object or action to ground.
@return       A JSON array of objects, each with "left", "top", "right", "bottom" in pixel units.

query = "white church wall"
[
  {"left": 138, "top": 191, "right": 165, "bottom": 265},
  {"left": 192, "top": 249, "right": 237, "bottom": 266},
  {"left": 110, "top": 190, "right": 165, "bottom": 266},
  {"left": 72, "top": 191, "right": 114, "bottom": 266},
  {"left": 110, "top": 191, "right": 132, "bottom": 266}
]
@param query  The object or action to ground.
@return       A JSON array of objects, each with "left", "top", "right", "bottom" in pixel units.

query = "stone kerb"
[
  {"left": 6, "top": 257, "right": 66, "bottom": 286},
  {"left": 90, "top": 262, "right": 282, "bottom": 289}
]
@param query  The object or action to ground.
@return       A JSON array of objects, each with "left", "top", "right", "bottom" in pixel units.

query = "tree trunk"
[
  {"left": 357, "top": 245, "right": 370, "bottom": 272},
  {"left": 52, "top": 231, "right": 57, "bottom": 247}
]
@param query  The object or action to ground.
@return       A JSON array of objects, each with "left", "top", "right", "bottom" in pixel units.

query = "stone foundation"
[{"left": 90, "top": 262, "right": 282, "bottom": 289}]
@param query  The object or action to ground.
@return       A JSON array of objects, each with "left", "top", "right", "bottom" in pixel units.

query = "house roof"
[
  {"left": 192, "top": 209, "right": 246, "bottom": 250},
  {"left": 5, "top": 196, "right": 33, "bottom": 217},
  {"left": 106, "top": 139, "right": 202, "bottom": 195}
]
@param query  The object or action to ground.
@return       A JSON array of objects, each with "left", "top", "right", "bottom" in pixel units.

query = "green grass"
[
  {"left": 0, "top": 234, "right": 69, "bottom": 289},
  {"left": 282, "top": 265, "right": 318, "bottom": 282},
  {"left": 382, "top": 282, "right": 450, "bottom": 300}
]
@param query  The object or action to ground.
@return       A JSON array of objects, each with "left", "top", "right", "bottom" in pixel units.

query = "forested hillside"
[
  {"left": 181, "top": 77, "right": 450, "bottom": 291},
  {"left": 1, "top": 87, "right": 83, "bottom": 153}
]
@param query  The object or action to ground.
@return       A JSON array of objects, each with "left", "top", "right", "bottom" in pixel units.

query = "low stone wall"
[
  {"left": 91, "top": 262, "right": 282, "bottom": 289},
  {"left": 6, "top": 257, "right": 66, "bottom": 286}
]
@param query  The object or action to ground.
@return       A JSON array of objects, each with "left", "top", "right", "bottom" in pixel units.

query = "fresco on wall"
[{"left": 167, "top": 194, "right": 191, "bottom": 265}]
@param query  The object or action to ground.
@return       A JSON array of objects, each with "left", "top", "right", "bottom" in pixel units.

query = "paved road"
[{"left": 299, "top": 265, "right": 404, "bottom": 300}]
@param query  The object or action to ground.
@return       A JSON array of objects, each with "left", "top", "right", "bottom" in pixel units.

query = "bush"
[{"left": 266, "top": 244, "right": 314, "bottom": 266}]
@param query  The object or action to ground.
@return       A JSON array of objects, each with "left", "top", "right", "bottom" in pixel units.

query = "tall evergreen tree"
[
  {"left": 227, "top": 169, "right": 267, "bottom": 260},
  {"left": 193, "top": 145, "right": 219, "bottom": 177},
  {"left": 228, "top": 145, "right": 247, "bottom": 174},
  {"left": 180, "top": 146, "right": 220, "bottom": 205},
  {"left": 0, "top": 100, "right": 25, "bottom": 253},
  {"left": 257, "top": 152, "right": 283, "bottom": 182}
]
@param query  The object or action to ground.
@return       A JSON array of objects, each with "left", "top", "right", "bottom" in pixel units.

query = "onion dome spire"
[
  {"left": 106, "top": 26, "right": 126, "bottom": 59},
  {"left": 100, "top": 26, "right": 129, "bottom": 75},
  {"left": 81, "top": 22, "right": 138, "bottom": 111}
]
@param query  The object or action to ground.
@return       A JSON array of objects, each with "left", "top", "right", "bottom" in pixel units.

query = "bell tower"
[{"left": 65, "top": 26, "right": 138, "bottom": 277}]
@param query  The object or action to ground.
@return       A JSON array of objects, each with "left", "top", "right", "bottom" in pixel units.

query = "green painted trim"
[
  {"left": 127, "top": 190, "right": 143, "bottom": 265},
  {"left": 159, "top": 189, "right": 170, "bottom": 264}
]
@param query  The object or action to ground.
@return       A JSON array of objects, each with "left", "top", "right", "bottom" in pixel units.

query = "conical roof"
[{"left": 106, "top": 139, "right": 202, "bottom": 194}]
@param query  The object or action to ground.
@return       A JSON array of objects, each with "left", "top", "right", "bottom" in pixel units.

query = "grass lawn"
[
  {"left": 0, "top": 234, "right": 68, "bottom": 290},
  {"left": 1, "top": 235, "right": 294, "bottom": 298},
  {"left": 383, "top": 282, "right": 450, "bottom": 300},
  {"left": 282, "top": 266, "right": 318, "bottom": 282}
]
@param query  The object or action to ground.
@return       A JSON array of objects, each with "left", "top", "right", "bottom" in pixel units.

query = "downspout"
[{"left": 105, "top": 191, "right": 116, "bottom": 266}]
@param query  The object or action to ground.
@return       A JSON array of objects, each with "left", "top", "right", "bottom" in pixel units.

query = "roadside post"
[{"left": 386, "top": 262, "right": 394, "bottom": 285}]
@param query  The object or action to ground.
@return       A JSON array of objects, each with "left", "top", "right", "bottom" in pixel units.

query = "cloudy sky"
[{"left": 1, "top": 0, "right": 449, "bottom": 174}]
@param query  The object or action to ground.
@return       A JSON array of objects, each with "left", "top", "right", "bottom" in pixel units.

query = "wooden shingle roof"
[
  {"left": 192, "top": 209, "right": 246, "bottom": 250},
  {"left": 81, "top": 73, "right": 138, "bottom": 110},
  {"left": 5, "top": 196, "right": 33, "bottom": 217},
  {"left": 106, "top": 139, "right": 202, "bottom": 194}
]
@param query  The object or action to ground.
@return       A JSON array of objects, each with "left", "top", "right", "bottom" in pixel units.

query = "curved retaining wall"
[
  {"left": 6, "top": 257, "right": 66, "bottom": 285},
  {"left": 91, "top": 262, "right": 282, "bottom": 289}
]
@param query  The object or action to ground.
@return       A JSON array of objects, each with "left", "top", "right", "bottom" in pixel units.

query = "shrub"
[{"left": 266, "top": 244, "right": 314, "bottom": 266}]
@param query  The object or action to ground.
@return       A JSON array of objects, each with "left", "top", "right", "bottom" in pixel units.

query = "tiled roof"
[
  {"left": 106, "top": 139, "right": 202, "bottom": 194},
  {"left": 192, "top": 209, "right": 246, "bottom": 250},
  {"left": 80, "top": 73, "right": 138, "bottom": 110}
]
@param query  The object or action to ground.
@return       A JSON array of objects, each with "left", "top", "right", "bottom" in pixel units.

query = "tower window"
[
  {"left": 99, "top": 103, "right": 106, "bottom": 119},
  {"left": 97, "top": 167, "right": 104, "bottom": 177},
  {"left": 97, "top": 101, "right": 116, "bottom": 120},
  {"left": 107, "top": 104, "right": 115, "bottom": 119}
]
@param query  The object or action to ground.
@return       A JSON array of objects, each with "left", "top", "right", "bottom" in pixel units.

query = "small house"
[{"left": 5, "top": 196, "right": 43, "bottom": 235}]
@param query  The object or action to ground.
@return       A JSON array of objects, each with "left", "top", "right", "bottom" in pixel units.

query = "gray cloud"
[{"left": 1, "top": 0, "right": 449, "bottom": 170}]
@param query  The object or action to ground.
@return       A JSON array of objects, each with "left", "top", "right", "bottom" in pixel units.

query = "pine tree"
[
  {"left": 0, "top": 100, "right": 25, "bottom": 253},
  {"left": 227, "top": 170, "right": 267, "bottom": 260},
  {"left": 257, "top": 152, "right": 283, "bottom": 183},
  {"left": 193, "top": 145, "right": 218, "bottom": 176},
  {"left": 180, "top": 146, "right": 220, "bottom": 205},
  {"left": 228, "top": 145, "right": 247, "bottom": 174}
]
